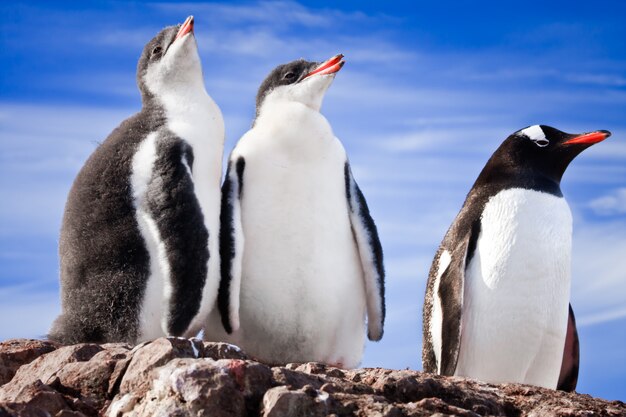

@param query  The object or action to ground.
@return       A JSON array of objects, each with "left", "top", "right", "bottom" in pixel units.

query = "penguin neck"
[
  {"left": 254, "top": 100, "right": 335, "bottom": 155},
  {"left": 149, "top": 77, "right": 224, "bottom": 189},
  {"left": 475, "top": 156, "right": 564, "bottom": 197},
  {"left": 155, "top": 78, "right": 221, "bottom": 140}
]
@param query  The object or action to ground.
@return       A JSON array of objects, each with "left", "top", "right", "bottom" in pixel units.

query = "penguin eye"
[
  {"left": 534, "top": 138, "right": 550, "bottom": 147},
  {"left": 283, "top": 72, "right": 296, "bottom": 80},
  {"left": 151, "top": 46, "right": 163, "bottom": 58}
]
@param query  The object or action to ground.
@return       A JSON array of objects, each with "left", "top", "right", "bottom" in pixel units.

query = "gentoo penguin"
[
  {"left": 49, "top": 16, "right": 225, "bottom": 344},
  {"left": 422, "top": 125, "right": 611, "bottom": 390},
  {"left": 205, "top": 54, "right": 385, "bottom": 368}
]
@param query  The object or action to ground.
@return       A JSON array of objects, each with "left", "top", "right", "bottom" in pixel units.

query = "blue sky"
[{"left": 1, "top": 0, "right": 625, "bottom": 401}]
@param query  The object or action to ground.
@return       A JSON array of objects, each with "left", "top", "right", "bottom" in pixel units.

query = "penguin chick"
[
  {"left": 205, "top": 54, "right": 385, "bottom": 368},
  {"left": 49, "top": 16, "right": 224, "bottom": 345}
]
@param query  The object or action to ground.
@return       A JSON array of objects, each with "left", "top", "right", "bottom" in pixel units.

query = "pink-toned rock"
[
  {"left": 116, "top": 337, "right": 201, "bottom": 396},
  {"left": 0, "top": 339, "right": 58, "bottom": 386},
  {"left": 1, "top": 380, "right": 70, "bottom": 416},
  {"left": 0, "top": 344, "right": 101, "bottom": 403},
  {"left": 52, "top": 344, "right": 131, "bottom": 410},
  {"left": 261, "top": 385, "right": 331, "bottom": 417},
  {"left": 201, "top": 341, "right": 248, "bottom": 360},
  {"left": 108, "top": 358, "right": 247, "bottom": 417},
  {"left": 0, "top": 337, "right": 624, "bottom": 417}
]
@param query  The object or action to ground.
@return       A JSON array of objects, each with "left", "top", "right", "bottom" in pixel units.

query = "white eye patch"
[{"left": 520, "top": 125, "right": 549, "bottom": 147}]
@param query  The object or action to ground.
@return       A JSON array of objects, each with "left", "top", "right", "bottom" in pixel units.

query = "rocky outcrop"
[{"left": 0, "top": 337, "right": 623, "bottom": 417}]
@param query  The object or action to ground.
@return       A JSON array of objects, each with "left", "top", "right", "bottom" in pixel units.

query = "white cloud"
[
  {"left": 0, "top": 103, "right": 135, "bottom": 236},
  {"left": 374, "top": 125, "right": 504, "bottom": 154},
  {"left": 570, "top": 220, "right": 626, "bottom": 326},
  {"left": 563, "top": 73, "right": 626, "bottom": 87},
  {"left": 589, "top": 188, "right": 626, "bottom": 216},
  {"left": 154, "top": 1, "right": 382, "bottom": 28},
  {"left": 577, "top": 306, "right": 626, "bottom": 327}
]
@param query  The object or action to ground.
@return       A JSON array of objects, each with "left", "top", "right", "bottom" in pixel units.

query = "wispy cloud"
[
  {"left": 154, "top": 1, "right": 386, "bottom": 28},
  {"left": 578, "top": 306, "right": 626, "bottom": 327},
  {"left": 570, "top": 220, "right": 626, "bottom": 325},
  {"left": 588, "top": 188, "right": 626, "bottom": 216}
]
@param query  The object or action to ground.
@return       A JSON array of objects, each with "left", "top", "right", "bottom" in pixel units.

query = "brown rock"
[
  {"left": 0, "top": 339, "right": 58, "bottom": 386},
  {"left": 1, "top": 337, "right": 624, "bottom": 417},
  {"left": 117, "top": 337, "right": 199, "bottom": 396},
  {"left": 261, "top": 385, "right": 331, "bottom": 417},
  {"left": 201, "top": 341, "right": 249, "bottom": 360},
  {"left": 0, "top": 344, "right": 101, "bottom": 403},
  {"left": 1, "top": 380, "right": 69, "bottom": 415},
  {"left": 108, "top": 358, "right": 247, "bottom": 417},
  {"left": 52, "top": 344, "right": 131, "bottom": 409},
  {"left": 0, "top": 402, "right": 52, "bottom": 417}
]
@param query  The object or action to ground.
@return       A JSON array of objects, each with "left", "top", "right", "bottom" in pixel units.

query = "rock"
[
  {"left": 201, "top": 341, "right": 249, "bottom": 360},
  {"left": 117, "top": 337, "right": 200, "bottom": 396},
  {"left": 1, "top": 380, "right": 70, "bottom": 416},
  {"left": 52, "top": 344, "right": 131, "bottom": 410},
  {"left": 0, "top": 339, "right": 58, "bottom": 386},
  {"left": 0, "top": 344, "right": 102, "bottom": 403},
  {"left": 108, "top": 358, "right": 247, "bottom": 417},
  {"left": 0, "top": 337, "right": 623, "bottom": 417},
  {"left": 261, "top": 385, "right": 331, "bottom": 417}
]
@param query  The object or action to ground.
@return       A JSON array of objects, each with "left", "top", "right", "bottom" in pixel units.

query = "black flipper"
[
  {"left": 146, "top": 132, "right": 209, "bottom": 336},
  {"left": 344, "top": 162, "right": 385, "bottom": 341},
  {"left": 423, "top": 208, "right": 480, "bottom": 375},
  {"left": 557, "top": 303, "right": 580, "bottom": 392},
  {"left": 218, "top": 157, "right": 245, "bottom": 334}
]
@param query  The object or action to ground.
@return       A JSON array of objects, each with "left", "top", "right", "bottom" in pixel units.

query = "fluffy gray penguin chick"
[{"left": 49, "top": 16, "right": 225, "bottom": 344}]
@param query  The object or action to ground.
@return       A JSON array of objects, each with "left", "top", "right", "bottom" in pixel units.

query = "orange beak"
[
  {"left": 563, "top": 130, "right": 611, "bottom": 145},
  {"left": 175, "top": 16, "right": 194, "bottom": 40},
  {"left": 303, "top": 54, "right": 345, "bottom": 79}
]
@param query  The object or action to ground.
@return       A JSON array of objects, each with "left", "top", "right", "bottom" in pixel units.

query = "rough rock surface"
[{"left": 0, "top": 337, "right": 623, "bottom": 417}]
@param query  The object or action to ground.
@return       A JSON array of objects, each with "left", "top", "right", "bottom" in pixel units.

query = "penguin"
[
  {"left": 49, "top": 16, "right": 225, "bottom": 344},
  {"left": 204, "top": 54, "right": 385, "bottom": 368},
  {"left": 422, "top": 125, "right": 611, "bottom": 390}
]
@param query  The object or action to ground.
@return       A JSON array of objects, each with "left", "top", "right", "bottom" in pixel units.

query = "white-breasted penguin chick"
[
  {"left": 49, "top": 16, "right": 225, "bottom": 344},
  {"left": 422, "top": 125, "right": 611, "bottom": 390},
  {"left": 205, "top": 55, "right": 385, "bottom": 368}
]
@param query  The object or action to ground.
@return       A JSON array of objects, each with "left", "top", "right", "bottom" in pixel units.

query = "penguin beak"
[
  {"left": 303, "top": 54, "right": 345, "bottom": 79},
  {"left": 175, "top": 16, "right": 194, "bottom": 40},
  {"left": 563, "top": 130, "right": 611, "bottom": 146}
]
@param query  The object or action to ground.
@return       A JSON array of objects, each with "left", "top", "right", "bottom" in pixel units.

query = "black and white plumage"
[
  {"left": 206, "top": 55, "right": 385, "bottom": 368},
  {"left": 49, "top": 16, "right": 224, "bottom": 344},
  {"left": 422, "top": 125, "right": 610, "bottom": 389}
]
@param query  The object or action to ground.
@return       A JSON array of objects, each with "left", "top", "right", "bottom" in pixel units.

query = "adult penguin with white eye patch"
[
  {"left": 49, "top": 16, "right": 225, "bottom": 344},
  {"left": 422, "top": 125, "right": 611, "bottom": 390},
  {"left": 207, "top": 55, "right": 385, "bottom": 368}
]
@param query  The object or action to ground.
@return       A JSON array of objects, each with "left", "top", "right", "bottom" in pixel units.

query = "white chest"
[
  {"left": 471, "top": 188, "right": 572, "bottom": 293},
  {"left": 163, "top": 94, "right": 224, "bottom": 182},
  {"left": 226, "top": 114, "right": 367, "bottom": 366},
  {"left": 456, "top": 188, "right": 573, "bottom": 388}
]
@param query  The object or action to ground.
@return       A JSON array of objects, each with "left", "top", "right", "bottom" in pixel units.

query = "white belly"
[
  {"left": 208, "top": 141, "right": 367, "bottom": 368},
  {"left": 455, "top": 188, "right": 572, "bottom": 389}
]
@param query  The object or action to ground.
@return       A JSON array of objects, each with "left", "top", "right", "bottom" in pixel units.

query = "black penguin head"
[
  {"left": 136, "top": 16, "right": 203, "bottom": 103},
  {"left": 255, "top": 54, "right": 345, "bottom": 119},
  {"left": 496, "top": 125, "right": 611, "bottom": 183}
]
